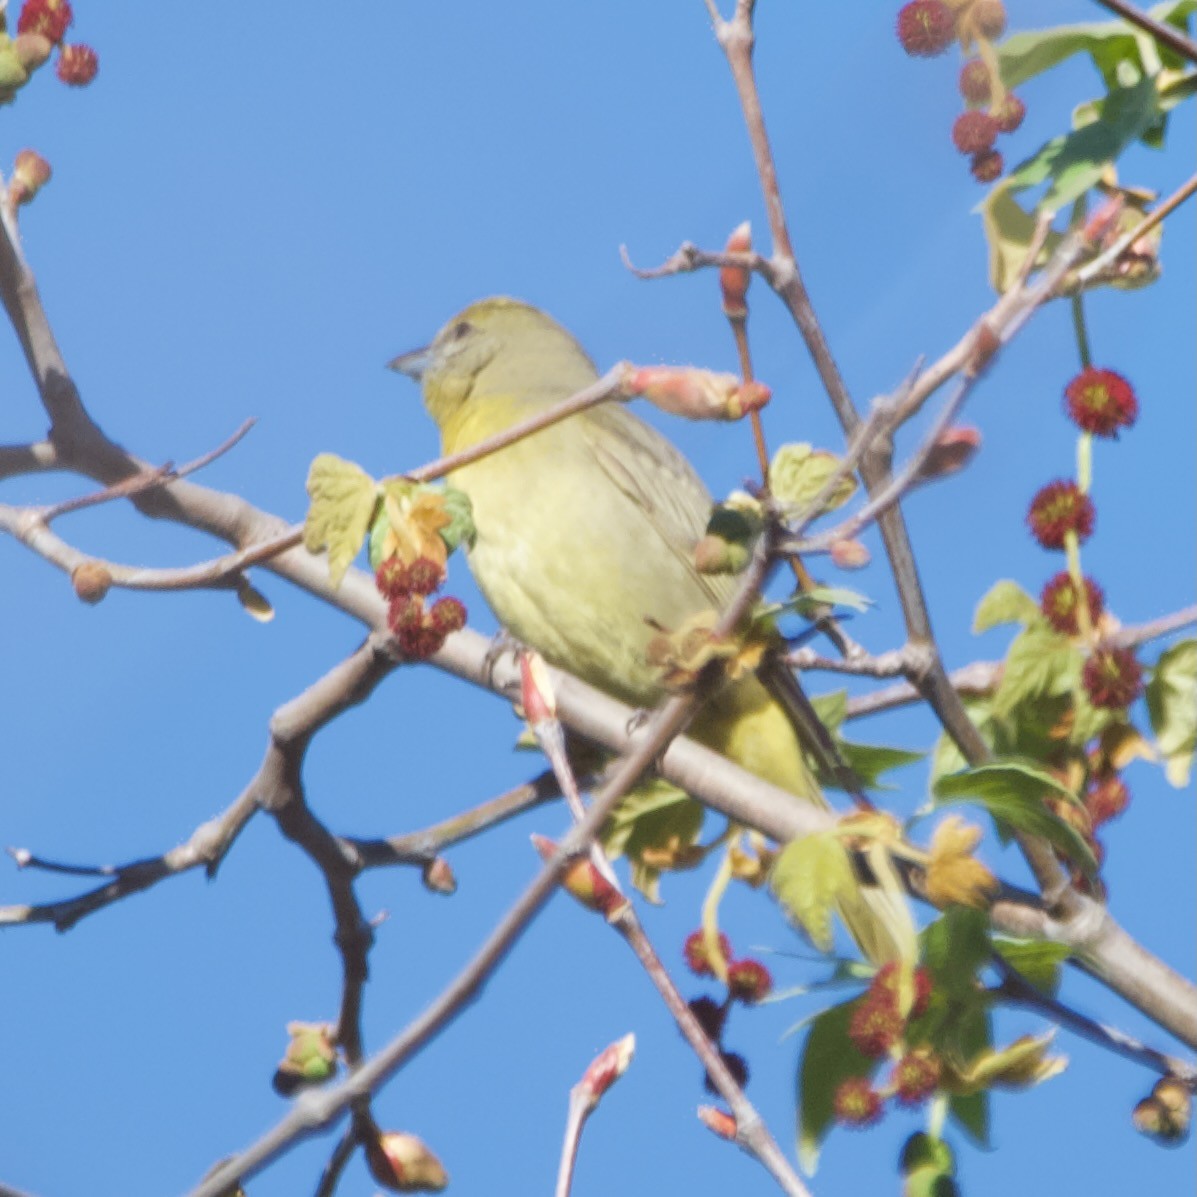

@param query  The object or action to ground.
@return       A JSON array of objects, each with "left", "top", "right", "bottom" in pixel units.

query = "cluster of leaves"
[
  {"left": 797, "top": 906, "right": 1069, "bottom": 1174},
  {"left": 983, "top": 0, "right": 1195, "bottom": 292},
  {"left": 304, "top": 453, "right": 475, "bottom": 658}
]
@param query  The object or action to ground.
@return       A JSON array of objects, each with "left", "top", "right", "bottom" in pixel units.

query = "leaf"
[
  {"left": 995, "top": 2, "right": 1197, "bottom": 92},
  {"left": 982, "top": 180, "right": 1065, "bottom": 294},
  {"left": 796, "top": 998, "right": 878, "bottom": 1174},
  {"left": 601, "top": 780, "right": 704, "bottom": 903},
  {"left": 992, "top": 938, "right": 1071, "bottom": 997},
  {"left": 808, "top": 691, "right": 924, "bottom": 792},
  {"left": 924, "top": 816, "right": 999, "bottom": 910},
  {"left": 770, "top": 831, "right": 858, "bottom": 953},
  {"left": 948, "top": 1033, "right": 1067, "bottom": 1092},
  {"left": 837, "top": 740, "right": 926, "bottom": 791},
  {"left": 929, "top": 695, "right": 995, "bottom": 787},
  {"left": 992, "top": 620, "right": 1078, "bottom": 718},
  {"left": 437, "top": 483, "right": 477, "bottom": 553},
  {"left": 235, "top": 577, "right": 275, "bottom": 623},
  {"left": 790, "top": 586, "right": 873, "bottom": 618},
  {"left": 1007, "top": 76, "right": 1163, "bottom": 215},
  {"left": 1145, "top": 638, "right": 1197, "bottom": 787},
  {"left": 972, "top": 580, "right": 1040, "bottom": 633},
  {"left": 933, "top": 759, "right": 1098, "bottom": 877},
  {"left": 771, "top": 443, "right": 858, "bottom": 515},
  {"left": 921, "top": 905, "right": 992, "bottom": 999},
  {"left": 946, "top": 1002, "right": 993, "bottom": 1146},
  {"left": 303, "top": 454, "right": 380, "bottom": 587}
]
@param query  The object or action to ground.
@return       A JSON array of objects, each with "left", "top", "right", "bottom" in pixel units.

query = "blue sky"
[{"left": 1, "top": 3, "right": 1193, "bottom": 1195}]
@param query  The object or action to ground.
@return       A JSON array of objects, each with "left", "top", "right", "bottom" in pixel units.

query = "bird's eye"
[{"left": 451, "top": 320, "right": 472, "bottom": 341}]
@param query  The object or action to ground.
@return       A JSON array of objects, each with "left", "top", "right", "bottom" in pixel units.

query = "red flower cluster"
[
  {"left": 376, "top": 555, "right": 466, "bottom": 659},
  {"left": 56, "top": 42, "right": 97, "bottom": 86},
  {"left": 17, "top": 0, "right": 72, "bottom": 43}
]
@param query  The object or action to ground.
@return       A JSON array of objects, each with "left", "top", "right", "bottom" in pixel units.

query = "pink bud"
[
  {"left": 531, "top": 834, "right": 626, "bottom": 918},
  {"left": 830, "top": 539, "right": 870, "bottom": 569},
  {"left": 520, "top": 651, "right": 557, "bottom": 726},
  {"left": 697, "top": 1105, "right": 738, "bottom": 1140},
  {"left": 719, "top": 221, "right": 752, "bottom": 319},
  {"left": 578, "top": 1033, "right": 636, "bottom": 1109},
  {"left": 916, "top": 425, "right": 981, "bottom": 482},
  {"left": 622, "top": 365, "right": 770, "bottom": 421}
]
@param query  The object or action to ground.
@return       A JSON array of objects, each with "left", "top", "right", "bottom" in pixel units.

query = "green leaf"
[
  {"left": 770, "top": 831, "right": 859, "bottom": 953},
  {"left": 921, "top": 906, "right": 992, "bottom": 999},
  {"left": 437, "top": 483, "right": 477, "bottom": 553},
  {"left": 837, "top": 740, "right": 926, "bottom": 791},
  {"left": 303, "top": 454, "right": 380, "bottom": 587},
  {"left": 1008, "top": 76, "right": 1163, "bottom": 215},
  {"left": 973, "top": 580, "right": 1040, "bottom": 633},
  {"left": 929, "top": 696, "right": 995, "bottom": 787},
  {"left": 948, "top": 1000, "right": 994, "bottom": 1147},
  {"left": 996, "top": 2, "right": 1197, "bottom": 92},
  {"left": 992, "top": 938, "right": 1071, "bottom": 997},
  {"left": 790, "top": 586, "right": 873, "bottom": 617},
  {"left": 992, "top": 621, "right": 1078, "bottom": 718},
  {"left": 811, "top": 690, "right": 848, "bottom": 732},
  {"left": 933, "top": 759, "right": 1097, "bottom": 877},
  {"left": 796, "top": 997, "right": 878, "bottom": 1174},
  {"left": 1146, "top": 638, "right": 1197, "bottom": 787},
  {"left": 771, "top": 442, "right": 858, "bottom": 515},
  {"left": 601, "top": 779, "right": 703, "bottom": 903}
]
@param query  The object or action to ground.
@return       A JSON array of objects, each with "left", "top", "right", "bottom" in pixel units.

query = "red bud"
[
  {"left": 697, "top": 1105, "right": 738, "bottom": 1140},
  {"left": 719, "top": 221, "right": 752, "bottom": 319}
]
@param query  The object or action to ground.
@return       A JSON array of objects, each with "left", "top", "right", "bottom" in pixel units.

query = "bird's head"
[{"left": 389, "top": 297, "right": 597, "bottom": 433}]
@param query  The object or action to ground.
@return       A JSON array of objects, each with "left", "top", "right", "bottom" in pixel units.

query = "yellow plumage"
[{"left": 394, "top": 297, "right": 900, "bottom": 961}]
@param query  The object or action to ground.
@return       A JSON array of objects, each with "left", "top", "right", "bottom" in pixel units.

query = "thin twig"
[
  {"left": 991, "top": 953, "right": 1197, "bottom": 1085},
  {"left": 39, "top": 418, "right": 256, "bottom": 522}
]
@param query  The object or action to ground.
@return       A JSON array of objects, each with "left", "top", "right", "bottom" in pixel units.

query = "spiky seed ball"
[
  {"left": 705, "top": 1051, "right": 750, "bottom": 1095},
  {"left": 959, "top": 59, "right": 992, "bottom": 104},
  {"left": 687, "top": 996, "right": 728, "bottom": 1042},
  {"left": 429, "top": 595, "right": 467, "bottom": 635},
  {"left": 970, "top": 148, "right": 1004, "bottom": 183},
  {"left": 397, "top": 623, "right": 446, "bottom": 661},
  {"left": 870, "top": 962, "right": 933, "bottom": 1019},
  {"left": 17, "top": 0, "right": 73, "bottom": 44},
  {"left": 994, "top": 92, "right": 1026, "bottom": 133},
  {"left": 834, "top": 1077, "right": 884, "bottom": 1127},
  {"left": 683, "top": 929, "right": 732, "bottom": 977},
  {"left": 849, "top": 999, "right": 904, "bottom": 1059},
  {"left": 1027, "top": 480, "right": 1095, "bottom": 550},
  {"left": 405, "top": 555, "right": 445, "bottom": 596},
  {"left": 896, "top": 0, "right": 956, "bottom": 57},
  {"left": 387, "top": 593, "right": 424, "bottom": 634},
  {"left": 893, "top": 1050, "right": 942, "bottom": 1106},
  {"left": 952, "top": 110, "right": 999, "bottom": 155},
  {"left": 56, "top": 43, "right": 97, "bottom": 86},
  {"left": 727, "top": 959, "right": 773, "bottom": 1004},
  {"left": 1086, "top": 775, "right": 1130, "bottom": 826},
  {"left": 1082, "top": 647, "right": 1143, "bottom": 710},
  {"left": 375, "top": 557, "right": 410, "bottom": 600},
  {"left": 973, "top": 0, "right": 1008, "bottom": 39},
  {"left": 1040, "top": 572, "right": 1104, "bottom": 635},
  {"left": 1064, "top": 367, "right": 1139, "bottom": 437}
]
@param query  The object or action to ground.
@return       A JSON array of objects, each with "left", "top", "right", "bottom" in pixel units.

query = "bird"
[{"left": 390, "top": 297, "right": 901, "bottom": 961}]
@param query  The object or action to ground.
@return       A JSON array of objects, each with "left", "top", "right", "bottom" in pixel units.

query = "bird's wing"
[{"left": 587, "top": 404, "right": 735, "bottom": 611}]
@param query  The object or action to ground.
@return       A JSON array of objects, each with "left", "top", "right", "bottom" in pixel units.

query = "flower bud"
[
  {"left": 366, "top": 1130, "right": 449, "bottom": 1192},
  {"left": 531, "top": 834, "right": 626, "bottom": 919},
  {"left": 719, "top": 221, "right": 752, "bottom": 319},
  {"left": 272, "top": 1022, "right": 337, "bottom": 1096},
  {"left": 71, "top": 560, "right": 112, "bottom": 604}
]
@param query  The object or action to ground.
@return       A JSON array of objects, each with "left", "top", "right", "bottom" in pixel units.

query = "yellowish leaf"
[
  {"left": 925, "top": 815, "right": 998, "bottom": 910},
  {"left": 303, "top": 454, "right": 379, "bottom": 587},
  {"left": 945, "top": 1033, "right": 1067, "bottom": 1095}
]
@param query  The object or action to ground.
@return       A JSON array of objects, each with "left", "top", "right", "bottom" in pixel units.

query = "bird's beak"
[{"left": 387, "top": 345, "right": 433, "bottom": 381}]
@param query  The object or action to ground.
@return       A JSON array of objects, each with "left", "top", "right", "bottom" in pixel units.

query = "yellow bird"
[{"left": 391, "top": 297, "right": 900, "bottom": 961}]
